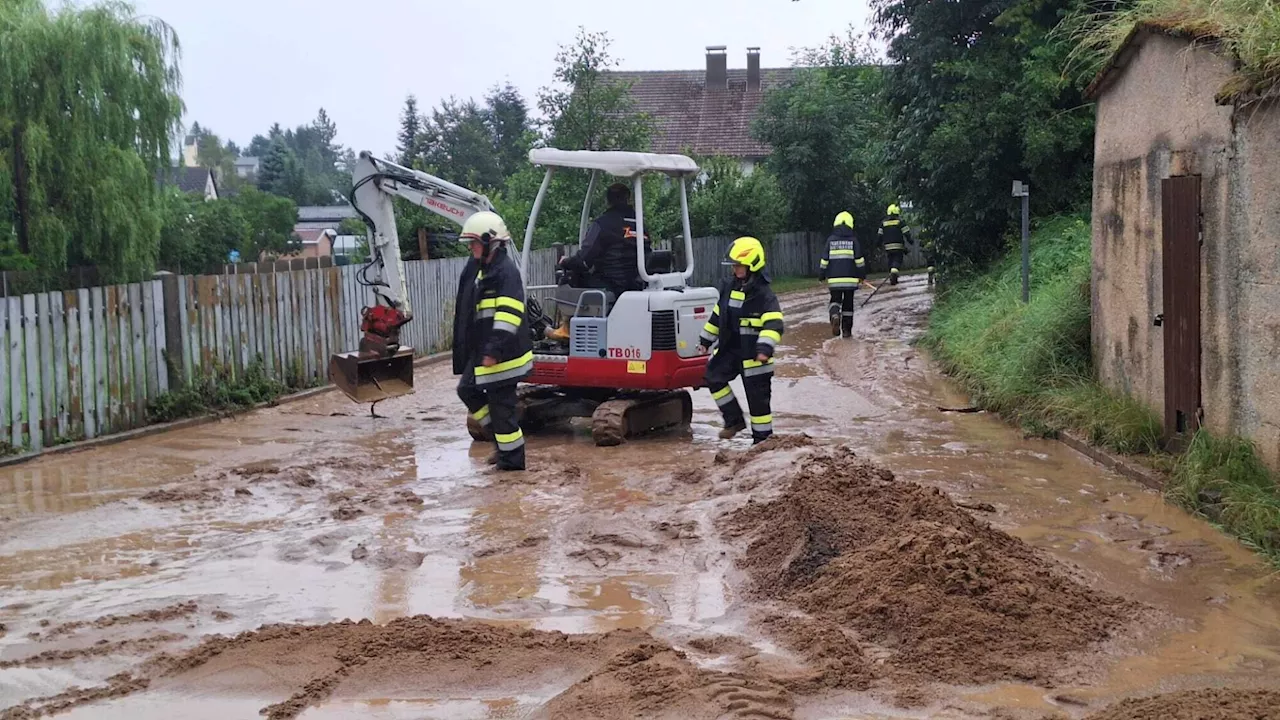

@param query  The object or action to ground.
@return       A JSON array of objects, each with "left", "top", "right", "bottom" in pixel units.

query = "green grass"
[
  {"left": 148, "top": 361, "right": 292, "bottom": 423},
  {"left": 770, "top": 276, "right": 825, "bottom": 294},
  {"left": 928, "top": 213, "right": 1280, "bottom": 564},
  {"left": 1074, "top": 0, "right": 1280, "bottom": 100},
  {"left": 924, "top": 215, "right": 1162, "bottom": 454},
  {"left": 1168, "top": 431, "right": 1280, "bottom": 561}
]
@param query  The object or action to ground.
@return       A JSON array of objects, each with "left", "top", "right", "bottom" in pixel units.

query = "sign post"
[{"left": 1013, "top": 181, "right": 1030, "bottom": 303}]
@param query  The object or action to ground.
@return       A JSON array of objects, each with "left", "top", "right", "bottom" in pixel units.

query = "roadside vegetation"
[
  {"left": 147, "top": 361, "right": 293, "bottom": 423},
  {"left": 1073, "top": 0, "right": 1280, "bottom": 102},
  {"left": 926, "top": 216, "right": 1280, "bottom": 564}
]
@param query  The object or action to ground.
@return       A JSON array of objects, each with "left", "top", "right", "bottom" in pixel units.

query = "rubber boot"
[
  {"left": 828, "top": 303, "right": 841, "bottom": 337},
  {"left": 719, "top": 421, "right": 747, "bottom": 439},
  {"left": 889, "top": 270, "right": 899, "bottom": 286}
]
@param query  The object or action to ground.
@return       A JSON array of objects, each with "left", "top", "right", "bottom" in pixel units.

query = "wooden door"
[{"left": 1160, "top": 175, "right": 1202, "bottom": 444}]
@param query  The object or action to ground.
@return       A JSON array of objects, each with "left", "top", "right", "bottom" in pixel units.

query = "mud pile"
[
  {"left": 725, "top": 446, "right": 1135, "bottom": 685},
  {"left": 537, "top": 643, "right": 794, "bottom": 720},
  {"left": 1083, "top": 688, "right": 1280, "bottom": 720}
]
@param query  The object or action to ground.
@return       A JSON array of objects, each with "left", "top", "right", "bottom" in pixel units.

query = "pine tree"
[
  {"left": 258, "top": 141, "right": 289, "bottom": 196},
  {"left": 397, "top": 95, "right": 422, "bottom": 166}
]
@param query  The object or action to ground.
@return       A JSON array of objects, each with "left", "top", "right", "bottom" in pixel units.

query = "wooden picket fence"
[{"left": 0, "top": 231, "right": 880, "bottom": 455}]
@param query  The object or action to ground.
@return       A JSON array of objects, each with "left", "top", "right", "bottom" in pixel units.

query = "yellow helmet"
[
  {"left": 726, "top": 236, "right": 766, "bottom": 273},
  {"left": 833, "top": 211, "right": 854, "bottom": 228},
  {"left": 460, "top": 211, "right": 511, "bottom": 244},
  {"left": 886, "top": 204, "right": 901, "bottom": 216}
]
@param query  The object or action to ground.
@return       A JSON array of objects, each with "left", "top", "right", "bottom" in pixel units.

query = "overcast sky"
[{"left": 127, "top": 0, "right": 876, "bottom": 157}]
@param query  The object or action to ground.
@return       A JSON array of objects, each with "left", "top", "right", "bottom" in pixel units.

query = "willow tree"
[{"left": 0, "top": 0, "right": 183, "bottom": 281}]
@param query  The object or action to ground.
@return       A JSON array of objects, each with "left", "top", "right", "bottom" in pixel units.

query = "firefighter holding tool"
[
  {"left": 878, "top": 203, "right": 913, "bottom": 285},
  {"left": 452, "top": 211, "right": 533, "bottom": 471},
  {"left": 820, "top": 211, "right": 866, "bottom": 338},
  {"left": 696, "top": 237, "right": 785, "bottom": 444}
]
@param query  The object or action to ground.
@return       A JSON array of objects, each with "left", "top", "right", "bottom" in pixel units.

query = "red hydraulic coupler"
[{"left": 358, "top": 304, "right": 411, "bottom": 356}]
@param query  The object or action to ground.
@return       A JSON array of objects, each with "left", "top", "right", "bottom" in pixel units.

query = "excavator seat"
[{"left": 329, "top": 347, "right": 415, "bottom": 403}]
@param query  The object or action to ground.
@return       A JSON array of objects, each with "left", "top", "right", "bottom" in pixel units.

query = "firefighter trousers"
[
  {"left": 706, "top": 351, "right": 773, "bottom": 444},
  {"left": 887, "top": 250, "right": 905, "bottom": 284},
  {"left": 457, "top": 368, "right": 525, "bottom": 471},
  {"left": 828, "top": 289, "right": 856, "bottom": 337}
]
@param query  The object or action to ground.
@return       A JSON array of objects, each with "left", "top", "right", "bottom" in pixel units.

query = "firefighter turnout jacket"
[
  {"left": 699, "top": 274, "right": 785, "bottom": 369},
  {"left": 879, "top": 215, "right": 912, "bottom": 253},
  {"left": 450, "top": 246, "right": 533, "bottom": 385},
  {"left": 821, "top": 225, "right": 867, "bottom": 289}
]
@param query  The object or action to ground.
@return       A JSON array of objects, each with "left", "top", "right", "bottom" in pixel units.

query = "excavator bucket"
[{"left": 329, "top": 348, "right": 416, "bottom": 403}]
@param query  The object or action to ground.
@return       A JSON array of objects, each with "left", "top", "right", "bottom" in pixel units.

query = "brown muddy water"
[{"left": 0, "top": 275, "right": 1277, "bottom": 719}]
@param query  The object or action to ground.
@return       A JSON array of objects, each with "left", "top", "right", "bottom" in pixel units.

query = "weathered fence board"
[
  {"left": 8, "top": 297, "right": 23, "bottom": 449},
  {"left": 24, "top": 295, "right": 42, "bottom": 450},
  {"left": 38, "top": 293, "right": 54, "bottom": 446},
  {"left": 0, "top": 301, "right": 8, "bottom": 447},
  {"left": 51, "top": 292, "right": 69, "bottom": 440},
  {"left": 129, "top": 283, "right": 147, "bottom": 422},
  {"left": 92, "top": 287, "right": 108, "bottom": 438}
]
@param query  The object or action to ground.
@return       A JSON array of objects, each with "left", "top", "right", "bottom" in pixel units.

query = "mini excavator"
[{"left": 332, "top": 149, "right": 717, "bottom": 446}]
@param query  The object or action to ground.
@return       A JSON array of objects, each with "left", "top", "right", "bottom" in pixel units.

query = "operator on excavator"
[
  {"left": 697, "top": 237, "right": 784, "bottom": 444},
  {"left": 453, "top": 211, "right": 533, "bottom": 472},
  {"left": 549, "top": 183, "right": 650, "bottom": 340},
  {"left": 878, "top": 203, "right": 913, "bottom": 285},
  {"left": 820, "top": 211, "right": 866, "bottom": 338}
]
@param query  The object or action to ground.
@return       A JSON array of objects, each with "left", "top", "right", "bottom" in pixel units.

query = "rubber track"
[{"left": 591, "top": 391, "right": 692, "bottom": 447}]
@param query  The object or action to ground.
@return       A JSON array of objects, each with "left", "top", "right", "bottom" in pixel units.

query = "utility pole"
[{"left": 1013, "top": 181, "right": 1030, "bottom": 303}]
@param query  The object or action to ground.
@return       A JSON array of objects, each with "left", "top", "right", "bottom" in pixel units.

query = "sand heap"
[
  {"left": 725, "top": 446, "right": 1135, "bottom": 686},
  {"left": 1082, "top": 688, "right": 1280, "bottom": 720}
]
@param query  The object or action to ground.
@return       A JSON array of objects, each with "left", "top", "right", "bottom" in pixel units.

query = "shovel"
[{"left": 860, "top": 279, "right": 886, "bottom": 308}]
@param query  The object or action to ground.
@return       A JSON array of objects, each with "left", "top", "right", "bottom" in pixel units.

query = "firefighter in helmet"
[
  {"left": 452, "top": 211, "right": 533, "bottom": 471},
  {"left": 820, "top": 211, "right": 866, "bottom": 337},
  {"left": 878, "top": 203, "right": 913, "bottom": 285},
  {"left": 696, "top": 237, "right": 785, "bottom": 444}
]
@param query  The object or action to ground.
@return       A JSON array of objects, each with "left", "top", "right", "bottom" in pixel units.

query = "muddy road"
[{"left": 2, "top": 275, "right": 1279, "bottom": 719}]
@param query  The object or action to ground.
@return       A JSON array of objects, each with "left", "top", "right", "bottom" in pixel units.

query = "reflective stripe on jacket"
[
  {"left": 699, "top": 275, "right": 784, "bottom": 363},
  {"left": 450, "top": 247, "right": 533, "bottom": 384},
  {"left": 821, "top": 226, "right": 866, "bottom": 289}
]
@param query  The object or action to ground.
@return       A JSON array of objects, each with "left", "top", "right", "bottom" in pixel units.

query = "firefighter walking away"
[
  {"left": 697, "top": 237, "right": 784, "bottom": 444},
  {"left": 879, "top": 203, "right": 913, "bottom": 285},
  {"left": 452, "top": 211, "right": 533, "bottom": 471},
  {"left": 820, "top": 211, "right": 866, "bottom": 338}
]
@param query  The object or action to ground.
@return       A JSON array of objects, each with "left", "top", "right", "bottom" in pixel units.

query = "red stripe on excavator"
[{"left": 525, "top": 350, "right": 708, "bottom": 390}]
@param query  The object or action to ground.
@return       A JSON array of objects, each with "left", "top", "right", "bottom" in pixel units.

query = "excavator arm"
[{"left": 330, "top": 151, "right": 494, "bottom": 404}]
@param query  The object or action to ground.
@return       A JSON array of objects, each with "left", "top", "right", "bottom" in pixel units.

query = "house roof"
[
  {"left": 297, "top": 205, "right": 357, "bottom": 222},
  {"left": 295, "top": 228, "right": 336, "bottom": 245},
  {"left": 157, "top": 166, "right": 216, "bottom": 196},
  {"left": 605, "top": 67, "right": 799, "bottom": 157}
]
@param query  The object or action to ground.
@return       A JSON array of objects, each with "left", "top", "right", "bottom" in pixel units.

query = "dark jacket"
[
  {"left": 879, "top": 216, "right": 912, "bottom": 252},
  {"left": 567, "top": 204, "right": 651, "bottom": 295},
  {"left": 820, "top": 226, "right": 866, "bottom": 288},
  {"left": 699, "top": 273, "right": 785, "bottom": 367},
  {"left": 450, "top": 247, "right": 533, "bottom": 385}
]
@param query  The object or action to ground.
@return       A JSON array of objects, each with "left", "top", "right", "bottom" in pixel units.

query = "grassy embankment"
[{"left": 925, "top": 215, "right": 1280, "bottom": 561}]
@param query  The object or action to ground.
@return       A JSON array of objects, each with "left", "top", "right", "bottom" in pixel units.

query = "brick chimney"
[
  {"left": 706, "top": 45, "right": 727, "bottom": 90},
  {"left": 747, "top": 47, "right": 761, "bottom": 91}
]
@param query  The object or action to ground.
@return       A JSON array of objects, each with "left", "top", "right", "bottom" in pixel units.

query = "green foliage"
[
  {"left": 232, "top": 187, "right": 298, "bottom": 259},
  {"left": 1071, "top": 0, "right": 1280, "bottom": 100},
  {"left": 686, "top": 158, "right": 788, "bottom": 240},
  {"left": 420, "top": 98, "right": 505, "bottom": 190},
  {"left": 924, "top": 215, "right": 1162, "bottom": 455},
  {"left": 1168, "top": 431, "right": 1280, "bottom": 561},
  {"left": 0, "top": 0, "right": 183, "bottom": 282},
  {"left": 871, "top": 0, "right": 1098, "bottom": 269},
  {"left": 157, "top": 187, "right": 296, "bottom": 273},
  {"left": 755, "top": 29, "right": 891, "bottom": 235},
  {"left": 397, "top": 95, "right": 423, "bottom": 166},
  {"left": 148, "top": 361, "right": 290, "bottom": 423},
  {"left": 251, "top": 109, "right": 350, "bottom": 206},
  {"left": 540, "top": 27, "right": 651, "bottom": 152}
]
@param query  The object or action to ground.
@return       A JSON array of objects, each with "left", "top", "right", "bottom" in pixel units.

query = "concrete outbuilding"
[{"left": 1088, "top": 25, "right": 1280, "bottom": 466}]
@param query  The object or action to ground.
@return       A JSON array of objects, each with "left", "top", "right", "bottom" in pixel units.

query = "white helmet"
[{"left": 460, "top": 211, "right": 511, "bottom": 244}]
